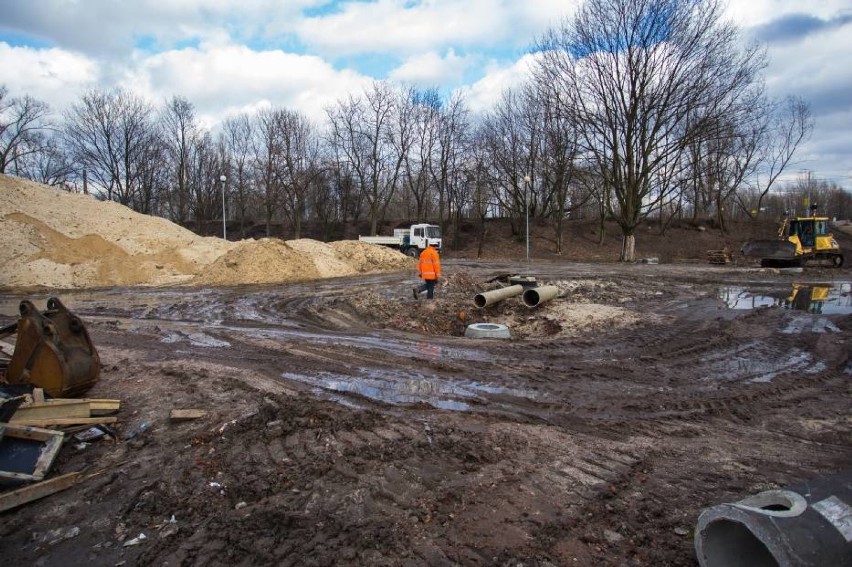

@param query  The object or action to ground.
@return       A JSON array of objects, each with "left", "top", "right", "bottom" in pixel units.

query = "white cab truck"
[{"left": 358, "top": 224, "right": 442, "bottom": 258}]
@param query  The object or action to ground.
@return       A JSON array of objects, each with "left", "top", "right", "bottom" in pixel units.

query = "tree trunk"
[
  {"left": 477, "top": 217, "right": 487, "bottom": 259},
  {"left": 620, "top": 234, "right": 636, "bottom": 262}
]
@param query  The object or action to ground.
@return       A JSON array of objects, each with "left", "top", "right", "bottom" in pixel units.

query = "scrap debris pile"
[
  {"left": 0, "top": 297, "right": 211, "bottom": 543},
  {"left": 0, "top": 297, "right": 121, "bottom": 513}
]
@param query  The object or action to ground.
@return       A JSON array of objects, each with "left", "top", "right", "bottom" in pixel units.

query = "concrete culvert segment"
[
  {"left": 473, "top": 284, "right": 524, "bottom": 308},
  {"left": 694, "top": 471, "right": 852, "bottom": 567},
  {"left": 522, "top": 285, "right": 560, "bottom": 308},
  {"left": 464, "top": 323, "right": 511, "bottom": 339}
]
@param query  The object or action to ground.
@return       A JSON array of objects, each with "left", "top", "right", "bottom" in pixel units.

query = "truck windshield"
[{"left": 426, "top": 226, "right": 441, "bottom": 238}]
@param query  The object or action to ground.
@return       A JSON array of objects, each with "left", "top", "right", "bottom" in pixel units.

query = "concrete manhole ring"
[{"left": 464, "top": 323, "right": 511, "bottom": 339}]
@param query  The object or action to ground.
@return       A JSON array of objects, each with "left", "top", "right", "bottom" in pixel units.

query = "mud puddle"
[
  {"left": 719, "top": 282, "right": 852, "bottom": 314},
  {"left": 699, "top": 346, "right": 826, "bottom": 383},
  {"left": 282, "top": 368, "right": 537, "bottom": 410}
]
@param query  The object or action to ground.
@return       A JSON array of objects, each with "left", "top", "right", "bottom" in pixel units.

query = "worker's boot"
[{"left": 413, "top": 287, "right": 419, "bottom": 299}]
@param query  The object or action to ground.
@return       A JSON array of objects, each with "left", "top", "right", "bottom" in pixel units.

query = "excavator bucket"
[
  {"left": 5, "top": 298, "right": 100, "bottom": 398},
  {"left": 740, "top": 240, "right": 797, "bottom": 260}
]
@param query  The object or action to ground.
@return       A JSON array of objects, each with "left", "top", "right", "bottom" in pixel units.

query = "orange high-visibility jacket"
[{"left": 418, "top": 246, "right": 441, "bottom": 280}]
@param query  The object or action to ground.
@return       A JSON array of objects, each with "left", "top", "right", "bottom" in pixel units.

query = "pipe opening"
[
  {"left": 474, "top": 295, "right": 487, "bottom": 308},
  {"left": 736, "top": 490, "right": 807, "bottom": 517},
  {"left": 524, "top": 290, "right": 542, "bottom": 306},
  {"left": 700, "top": 519, "right": 778, "bottom": 567}
]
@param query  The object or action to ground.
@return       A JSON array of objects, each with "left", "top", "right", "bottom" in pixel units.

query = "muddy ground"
[{"left": 0, "top": 259, "right": 850, "bottom": 566}]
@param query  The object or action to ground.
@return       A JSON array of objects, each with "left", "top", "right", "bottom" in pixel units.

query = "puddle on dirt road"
[
  {"left": 700, "top": 347, "right": 826, "bottom": 383},
  {"left": 719, "top": 283, "right": 852, "bottom": 315},
  {"left": 282, "top": 369, "right": 536, "bottom": 411}
]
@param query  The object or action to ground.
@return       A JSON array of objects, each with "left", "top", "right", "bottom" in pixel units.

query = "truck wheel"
[
  {"left": 831, "top": 254, "right": 844, "bottom": 268},
  {"left": 405, "top": 247, "right": 419, "bottom": 258}
]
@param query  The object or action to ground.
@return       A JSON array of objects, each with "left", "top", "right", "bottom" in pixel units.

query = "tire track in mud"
[{"left": 129, "top": 393, "right": 651, "bottom": 564}]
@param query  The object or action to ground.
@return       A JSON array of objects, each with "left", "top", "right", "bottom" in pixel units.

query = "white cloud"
[
  {"left": 0, "top": 0, "right": 315, "bottom": 58},
  {"left": 388, "top": 49, "right": 473, "bottom": 85},
  {"left": 297, "top": 0, "right": 568, "bottom": 56},
  {"left": 0, "top": 43, "right": 98, "bottom": 110},
  {"left": 125, "top": 45, "right": 373, "bottom": 124},
  {"left": 726, "top": 0, "right": 851, "bottom": 27},
  {"left": 459, "top": 53, "right": 537, "bottom": 115}
]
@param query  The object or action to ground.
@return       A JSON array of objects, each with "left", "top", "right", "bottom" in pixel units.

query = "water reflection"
[
  {"left": 281, "top": 369, "right": 536, "bottom": 411},
  {"left": 719, "top": 283, "right": 851, "bottom": 315}
]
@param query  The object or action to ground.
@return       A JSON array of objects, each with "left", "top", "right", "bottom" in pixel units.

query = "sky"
[{"left": 1, "top": 0, "right": 850, "bottom": 187}]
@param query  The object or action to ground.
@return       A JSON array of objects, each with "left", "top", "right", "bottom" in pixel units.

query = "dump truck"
[
  {"left": 741, "top": 207, "right": 844, "bottom": 268},
  {"left": 359, "top": 223, "right": 442, "bottom": 258}
]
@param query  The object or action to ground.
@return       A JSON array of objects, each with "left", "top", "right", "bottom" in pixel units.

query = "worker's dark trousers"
[{"left": 418, "top": 279, "right": 436, "bottom": 299}]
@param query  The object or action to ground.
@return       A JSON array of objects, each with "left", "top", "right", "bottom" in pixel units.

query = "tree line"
[{"left": 2, "top": 0, "right": 848, "bottom": 260}]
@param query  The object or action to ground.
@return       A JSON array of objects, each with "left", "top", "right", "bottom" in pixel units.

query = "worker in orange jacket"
[{"left": 414, "top": 240, "right": 441, "bottom": 299}]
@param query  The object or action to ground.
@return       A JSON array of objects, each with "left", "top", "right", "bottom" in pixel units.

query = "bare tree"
[
  {"left": 529, "top": 82, "right": 585, "bottom": 254},
  {"left": 0, "top": 86, "right": 52, "bottom": 174},
  {"left": 63, "top": 88, "right": 159, "bottom": 206},
  {"left": 683, "top": 102, "right": 764, "bottom": 231},
  {"left": 467, "top": 129, "right": 496, "bottom": 258},
  {"left": 188, "top": 131, "right": 224, "bottom": 227},
  {"left": 404, "top": 88, "right": 441, "bottom": 220},
  {"left": 222, "top": 113, "right": 255, "bottom": 234},
  {"left": 252, "top": 107, "right": 287, "bottom": 236},
  {"left": 434, "top": 91, "right": 471, "bottom": 241},
  {"left": 161, "top": 96, "right": 199, "bottom": 223},
  {"left": 535, "top": 0, "right": 766, "bottom": 260},
  {"left": 12, "top": 135, "right": 75, "bottom": 187},
  {"left": 276, "top": 110, "right": 322, "bottom": 239},
  {"left": 734, "top": 95, "right": 813, "bottom": 219},
  {"left": 326, "top": 81, "right": 409, "bottom": 235},
  {"left": 480, "top": 88, "right": 540, "bottom": 240}
]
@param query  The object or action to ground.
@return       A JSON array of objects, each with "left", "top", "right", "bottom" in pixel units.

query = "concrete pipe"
[
  {"left": 473, "top": 285, "right": 524, "bottom": 308},
  {"left": 522, "top": 286, "right": 560, "bottom": 308},
  {"left": 694, "top": 470, "right": 852, "bottom": 567}
]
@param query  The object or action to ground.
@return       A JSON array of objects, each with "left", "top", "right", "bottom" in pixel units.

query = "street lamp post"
[
  {"left": 523, "top": 175, "right": 531, "bottom": 262},
  {"left": 219, "top": 175, "right": 227, "bottom": 240}
]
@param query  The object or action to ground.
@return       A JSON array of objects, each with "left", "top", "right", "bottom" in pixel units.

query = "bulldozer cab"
[{"left": 787, "top": 218, "right": 827, "bottom": 249}]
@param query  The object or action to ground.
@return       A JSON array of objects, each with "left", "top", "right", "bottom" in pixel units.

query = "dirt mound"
[
  {"left": 329, "top": 240, "right": 414, "bottom": 272},
  {"left": 0, "top": 175, "right": 413, "bottom": 290},
  {"left": 335, "top": 273, "right": 648, "bottom": 339},
  {"left": 196, "top": 238, "right": 321, "bottom": 285}
]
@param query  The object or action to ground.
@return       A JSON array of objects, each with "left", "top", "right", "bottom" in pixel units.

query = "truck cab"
[{"left": 404, "top": 224, "right": 442, "bottom": 256}]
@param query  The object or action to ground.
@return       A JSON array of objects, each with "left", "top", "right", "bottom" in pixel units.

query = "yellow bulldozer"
[
  {"left": 0, "top": 297, "right": 100, "bottom": 398},
  {"left": 741, "top": 207, "right": 844, "bottom": 268}
]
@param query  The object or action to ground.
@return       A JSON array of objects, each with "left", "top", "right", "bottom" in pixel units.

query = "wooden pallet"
[{"left": 706, "top": 248, "right": 732, "bottom": 264}]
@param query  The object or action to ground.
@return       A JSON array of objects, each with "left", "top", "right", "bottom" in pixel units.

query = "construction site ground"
[{"left": 1, "top": 259, "right": 850, "bottom": 566}]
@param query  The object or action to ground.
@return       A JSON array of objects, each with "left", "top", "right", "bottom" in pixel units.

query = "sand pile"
[{"left": 0, "top": 175, "right": 414, "bottom": 290}]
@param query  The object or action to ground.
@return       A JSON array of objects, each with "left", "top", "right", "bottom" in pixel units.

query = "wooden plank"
[
  {"left": 12, "top": 400, "right": 91, "bottom": 421},
  {"left": 0, "top": 472, "right": 82, "bottom": 513},
  {"left": 169, "top": 409, "right": 208, "bottom": 422},
  {"left": 83, "top": 399, "right": 121, "bottom": 416},
  {"left": 0, "top": 423, "right": 61, "bottom": 442},
  {"left": 31, "top": 434, "right": 65, "bottom": 480},
  {"left": 11, "top": 417, "right": 118, "bottom": 427}
]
